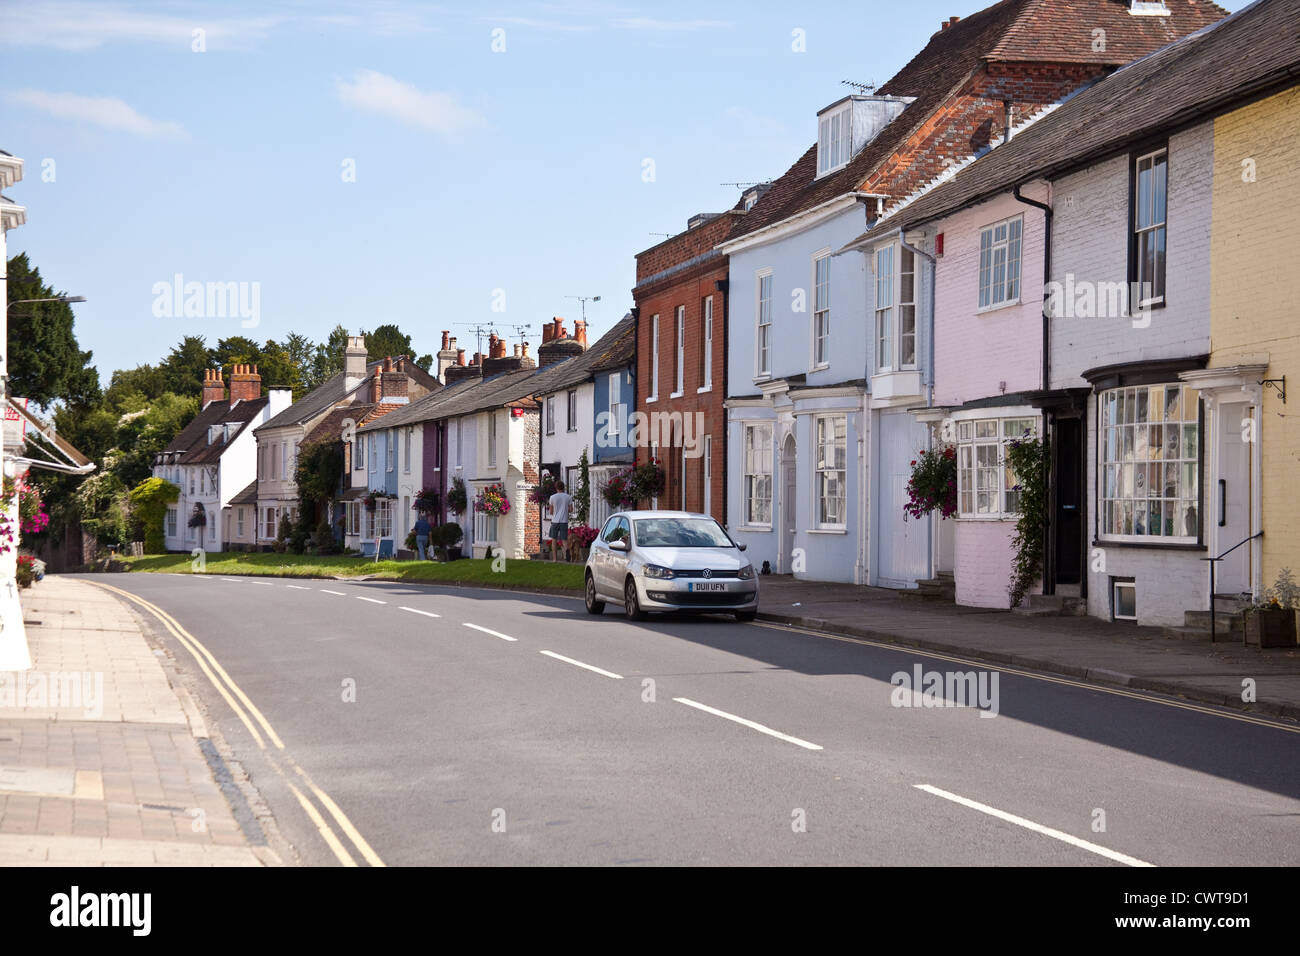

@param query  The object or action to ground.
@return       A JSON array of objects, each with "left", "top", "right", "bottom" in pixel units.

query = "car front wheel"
[
  {"left": 585, "top": 573, "right": 605, "bottom": 615},
  {"left": 624, "top": 577, "right": 645, "bottom": 621},
  {"left": 734, "top": 609, "right": 757, "bottom": 622}
]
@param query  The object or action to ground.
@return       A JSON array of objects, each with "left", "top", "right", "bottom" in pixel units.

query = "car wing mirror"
[
  {"left": 609, "top": 539, "right": 629, "bottom": 552},
  {"left": 737, "top": 543, "right": 747, "bottom": 551}
]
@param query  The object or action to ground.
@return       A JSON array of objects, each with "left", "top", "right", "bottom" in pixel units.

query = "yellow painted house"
[{"left": 1194, "top": 85, "right": 1300, "bottom": 597}]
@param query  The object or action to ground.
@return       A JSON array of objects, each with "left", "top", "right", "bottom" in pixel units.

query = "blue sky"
[{"left": 1, "top": 0, "right": 1248, "bottom": 384}]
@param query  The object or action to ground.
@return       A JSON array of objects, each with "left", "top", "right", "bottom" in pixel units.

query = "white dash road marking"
[
  {"left": 462, "top": 623, "right": 517, "bottom": 642},
  {"left": 913, "top": 784, "right": 1155, "bottom": 867},
  {"left": 356, "top": 596, "right": 387, "bottom": 604},
  {"left": 286, "top": 584, "right": 312, "bottom": 590},
  {"left": 220, "top": 578, "right": 242, "bottom": 583},
  {"left": 540, "top": 650, "right": 623, "bottom": 680},
  {"left": 319, "top": 589, "right": 345, "bottom": 596},
  {"left": 672, "top": 697, "right": 823, "bottom": 751},
  {"left": 249, "top": 580, "right": 275, "bottom": 586},
  {"left": 400, "top": 606, "right": 441, "bottom": 619}
]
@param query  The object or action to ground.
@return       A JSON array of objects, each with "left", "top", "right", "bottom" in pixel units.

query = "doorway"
[
  {"left": 1052, "top": 416, "right": 1083, "bottom": 590},
  {"left": 1216, "top": 402, "right": 1255, "bottom": 594},
  {"left": 781, "top": 433, "right": 796, "bottom": 573}
]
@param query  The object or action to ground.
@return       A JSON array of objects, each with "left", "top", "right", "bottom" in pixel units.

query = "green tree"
[
  {"left": 365, "top": 324, "right": 414, "bottom": 362},
  {"left": 212, "top": 336, "right": 262, "bottom": 370},
  {"left": 160, "top": 335, "right": 213, "bottom": 397},
  {"left": 307, "top": 325, "right": 350, "bottom": 390},
  {"left": 104, "top": 364, "right": 167, "bottom": 407},
  {"left": 5, "top": 253, "right": 100, "bottom": 407}
]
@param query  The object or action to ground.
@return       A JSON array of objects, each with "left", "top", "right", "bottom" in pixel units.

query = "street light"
[
  {"left": 8, "top": 295, "right": 85, "bottom": 311},
  {"left": 2, "top": 295, "right": 86, "bottom": 383}
]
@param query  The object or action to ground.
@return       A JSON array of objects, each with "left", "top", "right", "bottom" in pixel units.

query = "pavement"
[
  {"left": 755, "top": 576, "right": 1300, "bottom": 720},
  {"left": 79, "top": 572, "right": 1300, "bottom": 867},
  {"left": 0, "top": 577, "right": 282, "bottom": 866}
]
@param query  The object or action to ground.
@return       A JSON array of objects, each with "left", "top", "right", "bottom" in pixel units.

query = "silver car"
[{"left": 584, "top": 510, "right": 759, "bottom": 621}]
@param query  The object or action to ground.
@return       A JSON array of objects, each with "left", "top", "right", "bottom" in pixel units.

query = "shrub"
[
  {"left": 569, "top": 524, "right": 598, "bottom": 549},
  {"left": 127, "top": 477, "right": 180, "bottom": 554},
  {"left": 314, "top": 516, "right": 336, "bottom": 555}
]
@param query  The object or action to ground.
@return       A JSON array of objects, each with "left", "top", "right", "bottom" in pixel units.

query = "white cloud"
[
  {"left": 335, "top": 70, "right": 486, "bottom": 135},
  {"left": 611, "top": 17, "right": 729, "bottom": 31},
  {"left": 5, "top": 89, "right": 186, "bottom": 139},
  {"left": 0, "top": 1, "right": 280, "bottom": 51}
]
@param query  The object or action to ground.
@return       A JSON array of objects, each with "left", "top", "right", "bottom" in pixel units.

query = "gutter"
[{"left": 1013, "top": 184, "right": 1053, "bottom": 393}]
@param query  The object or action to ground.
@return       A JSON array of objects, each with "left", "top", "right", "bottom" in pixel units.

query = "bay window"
[{"left": 1099, "top": 383, "right": 1199, "bottom": 541}]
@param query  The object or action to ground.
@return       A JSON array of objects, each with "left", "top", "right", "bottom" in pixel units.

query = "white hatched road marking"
[
  {"left": 400, "top": 606, "right": 441, "bottom": 619},
  {"left": 913, "top": 784, "right": 1155, "bottom": 867},
  {"left": 672, "top": 697, "right": 823, "bottom": 751},
  {"left": 463, "top": 623, "right": 517, "bottom": 642},
  {"left": 540, "top": 650, "right": 623, "bottom": 680}
]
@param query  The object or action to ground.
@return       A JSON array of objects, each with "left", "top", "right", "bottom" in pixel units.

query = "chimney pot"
[
  {"left": 521, "top": 342, "right": 530, "bottom": 357},
  {"left": 456, "top": 348, "right": 466, "bottom": 366},
  {"left": 441, "top": 330, "right": 450, "bottom": 350}
]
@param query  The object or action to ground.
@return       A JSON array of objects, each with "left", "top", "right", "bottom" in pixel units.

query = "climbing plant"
[
  {"left": 127, "top": 476, "right": 179, "bottom": 554},
  {"left": 1005, "top": 431, "right": 1050, "bottom": 608},
  {"left": 574, "top": 447, "right": 591, "bottom": 524}
]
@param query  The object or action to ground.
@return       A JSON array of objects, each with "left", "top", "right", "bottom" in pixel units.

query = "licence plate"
[{"left": 689, "top": 582, "right": 727, "bottom": 592}]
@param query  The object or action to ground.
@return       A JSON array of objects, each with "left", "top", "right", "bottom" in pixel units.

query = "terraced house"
[
  {"left": 721, "top": 0, "right": 1224, "bottom": 586},
  {"left": 843, "top": 0, "right": 1295, "bottom": 626}
]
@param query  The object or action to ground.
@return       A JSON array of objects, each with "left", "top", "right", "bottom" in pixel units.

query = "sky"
[{"left": 1, "top": 0, "right": 1250, "bottom": 386}]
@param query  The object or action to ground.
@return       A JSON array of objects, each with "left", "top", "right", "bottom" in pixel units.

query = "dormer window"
[
  {"left": 1128, "top": 0, "right": 1170, "bottom": 15},
  {"left": 817, "top": 102, "right": 853, "bottom": 177}
]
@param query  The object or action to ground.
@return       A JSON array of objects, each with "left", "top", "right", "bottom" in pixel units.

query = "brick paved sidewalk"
[
  {"left": 757, "top": 576, "right": 1300, "bottom": 720},
  {"left": 0, "top": 577, "right": 282, "bottom": 866}
]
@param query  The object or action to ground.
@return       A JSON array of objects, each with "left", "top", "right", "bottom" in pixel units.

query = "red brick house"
[{"left": 632, "top": 199, "right": 752, "bottom": 522}]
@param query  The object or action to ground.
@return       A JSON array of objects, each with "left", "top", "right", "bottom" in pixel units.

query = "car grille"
[
  {"left": 672, "top": 569, "right": 740, "bottom": 579},
  {"left": 648, "top": 590, "right": 757, "bottom": 607}
]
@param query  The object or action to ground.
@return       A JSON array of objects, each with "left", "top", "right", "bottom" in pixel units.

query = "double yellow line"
[{"left": 86, "top": 579, "right": 386, "bottom": 867}]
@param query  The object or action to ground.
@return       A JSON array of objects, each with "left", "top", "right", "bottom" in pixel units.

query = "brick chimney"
[
  {"left": 537, "top": 318, "right": 585, "bottom": 369},
  {"left": 437, "top": 333, "right": 460, "bottom": 384},
  {"left": 444, "top": 353, "right": 482, "bottom": 386},
  {"left": 369, "top": 357, "right": 409, "bottom": 404},
  {"left": 229, "top": 364, "right": 261, "bottom": 405},
  {"left": 201, "top": 368, "right": 225, "bottom": 409},
  {"left": 344, "top": 335, "right": 368, "bottom": 392},
  {"left": 574, "top": 320, "right": 588, "bottom": 348}
]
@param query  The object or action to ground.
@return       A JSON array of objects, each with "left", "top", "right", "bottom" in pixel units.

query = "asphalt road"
[{"left": 82, "top": 573, "right": 1300, "bottom": 867}]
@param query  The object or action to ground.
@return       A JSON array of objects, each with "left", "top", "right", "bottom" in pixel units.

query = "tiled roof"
[
  {"left": 301, "top": 404, "right": 373, "bottom": 446},
  {"left": 161, "top": 397, "right": 270, "bottom": 465},
  {"left": 228, "top": 481, "right": 258, "bottom": 505},
  {"left": 255, "top": 356, "right": 440, "bottom": 433},
  {"left": 850, "top": 0, "right": 1295, "bottom": 246},
  {"left": 728, "top": 0, "right": 1226, "bottom": 243}
]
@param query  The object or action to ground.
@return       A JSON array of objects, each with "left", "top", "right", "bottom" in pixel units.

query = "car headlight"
[
  {"left": 737, "top": 564, "right": 755, "bottom": 580},
  {"left": 643, "top": 564, "right": 675, "bottom": 579}
]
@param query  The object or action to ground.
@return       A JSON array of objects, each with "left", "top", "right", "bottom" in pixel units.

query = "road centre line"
[
  {"left": 319, "top": 589, "right": 345, "bottom": 595},
  {"left": 220, "top": 578, "right": 242, "bottom": 583},
  {"left": 754, "top": 621, "right": 1300, "bottom": 734},
  {"left": 400, "top": 606, "right": 441, "bottom": 618},
  {"left": 913, "top": 784, "right": 1155, "bottom": 867},
  {"left": 463, "top": 623, "right": 517, "bottom": 642},
  {"left": 672, "top": 697, "right": 823, "bottom": 751},
  {"left": 539, "top": 650, "right": 623, "bottom": 679},
  {"left": 356, "top": 596, "right": 387, "bottom": 604},
  {"left": 286, "top": 584, "right": 312, "bottom": 590}
]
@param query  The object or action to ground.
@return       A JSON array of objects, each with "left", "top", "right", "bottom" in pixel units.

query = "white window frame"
[
  {"left": 166, "top": 507, "right": 177, "bottom": 539},
  {"left": 609, "top": 373, "right": 622, "bottom": 445},
  {"left": 566, "top": 389, "right": 577, "bottom": 432},
  {"left": 742, "top": 423, "right": 773, "bottom": 529},
  {"left": 874, "top": 245, "right": 894, "bottom": 373},
  {"left": 546, "top": 395, "right": 556, "bottom": 435},
  {"left": 236, "top": 507, "right": 244, "bottom": 538},
  {"left": 977, "top": 215, "right": 1023, "bottom": 311},
  {"left": 1098, "top": 383, "right": 1200, "bottom": 544},
  {"left": 699, "top": 295, "right": 713, "bottom": 392},
  {"left": 816, "top": 102, "right": 852, "bottom": 177},
  {"left": 814, "top": 414, "right": 847, "bottom": 531},
  {"left": 354, "top": 435, "right": 365, "bottom": 472},
  {"left": 756, "top": 270, "right": 773, "bottom": 379},
  {"left": 1133, "top": 148, "right": 1168, "bottom": 308},
  {"left": 404, "top": 427, "right": 412, "bottom": 473},
  {"left": 375, "top": 498, "right": 393, "bottom": 539},
  {"left": 487, "top": 412, "right": 497, "bottom": 469},
  {"left": 955, "top": 415, "right": 1039, "bottom": 519},
  {"left": 386, "top": 432, "right": 394, "bottom": 472},
  {"left": 703, "top": 435, "right": 712, "bottom": 516},
  {"left": 648, "top": 314, "right": 660, "bottom": 402},
  {"left": 812, "top": 251, "right": 831, "bottom": 369},
  {"left": 672, "top": 305, "right": 685, "bottom": 397}
]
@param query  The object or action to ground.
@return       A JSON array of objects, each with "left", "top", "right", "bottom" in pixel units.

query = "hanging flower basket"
[
  {"left": 414, "top": 488, "right": 440, "bottom": 513},
  {"left": 364, "top": 494, "right": 378, "bottom": 512},
  {"left": 529, "top": 472, "right": 559, "bottom": 506},
  {"left": 446, "top": 477, "right": 467, "bottom": 515},
  {"left": 474, "top": 482, "right": 511, "bottom": 517},
  {"left": 187, "top": 506, "right": 207, "bottom": 528},
  {"left": 904, "top": 445, "right": 958, "bottom": 520}
]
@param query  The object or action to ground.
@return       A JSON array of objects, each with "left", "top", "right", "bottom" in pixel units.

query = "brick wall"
[{"left": 522, "top": 410, "right": 541, "bottom": 555}]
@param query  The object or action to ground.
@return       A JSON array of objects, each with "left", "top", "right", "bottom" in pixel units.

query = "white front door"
[
  {"left": 781, "top": 433, "right": 796, "bottom": 573},
  {"left": 1216, "top": 403, "right": 1254, "bottom": 595},
  {"left": 876, "top": 410, "right": 931, "bottom": 588}
]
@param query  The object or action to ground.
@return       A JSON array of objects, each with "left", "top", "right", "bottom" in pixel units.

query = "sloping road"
[{"left": 81, "top": 573, "right": 1300, "bottom": 867}]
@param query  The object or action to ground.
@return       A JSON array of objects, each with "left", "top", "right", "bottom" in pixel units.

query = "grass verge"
[{"left": 119, "top": 552, "right": 585, "bottom": 592}]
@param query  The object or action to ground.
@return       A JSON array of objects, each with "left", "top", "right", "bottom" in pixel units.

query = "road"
[{"left": 80, "top": 573, "right": 1300, "bottom": 867}]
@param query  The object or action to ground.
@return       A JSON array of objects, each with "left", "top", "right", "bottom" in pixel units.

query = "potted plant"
[
  {"left": 15, "top": 555, "right": 37, "bottom": 589},
  {"left": 1244, "top": 568, "right": 1300, "bottom": 648},
  {"left": 569, "top": 523, "right": 598, "bottom": 561},
  {"left": 446, "top": 477, "right": 468, "bottom": 516},
  {"left": 439, "top": 522, "right": 464, "bottom": 561}
]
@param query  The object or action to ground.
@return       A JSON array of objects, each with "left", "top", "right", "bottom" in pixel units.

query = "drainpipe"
[
  {"left": 1012, "top": 184, "right": 1053, "bottom": 393},
  {"left": 899, "top": 228, "right": 938, "bottom": 582}
]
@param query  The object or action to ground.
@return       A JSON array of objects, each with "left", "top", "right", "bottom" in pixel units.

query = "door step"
[
  {"left": 900, "top": 574, "right": 955, "bottom": 602},
  {"left": 1011, "top": 593, "right": 1087, "bottom": 617}
]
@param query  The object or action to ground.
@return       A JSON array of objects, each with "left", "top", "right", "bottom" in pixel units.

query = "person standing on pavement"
[
  {"left": 547, "top": 480, "right": 573, "bottom": 562},
  {"left": 413, "top": 513, "right": 432, "bottom": 561}
]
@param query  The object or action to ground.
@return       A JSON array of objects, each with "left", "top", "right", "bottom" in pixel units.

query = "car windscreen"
[{"left": 632, "top": 517, "right": 734, "bottom": 549}]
